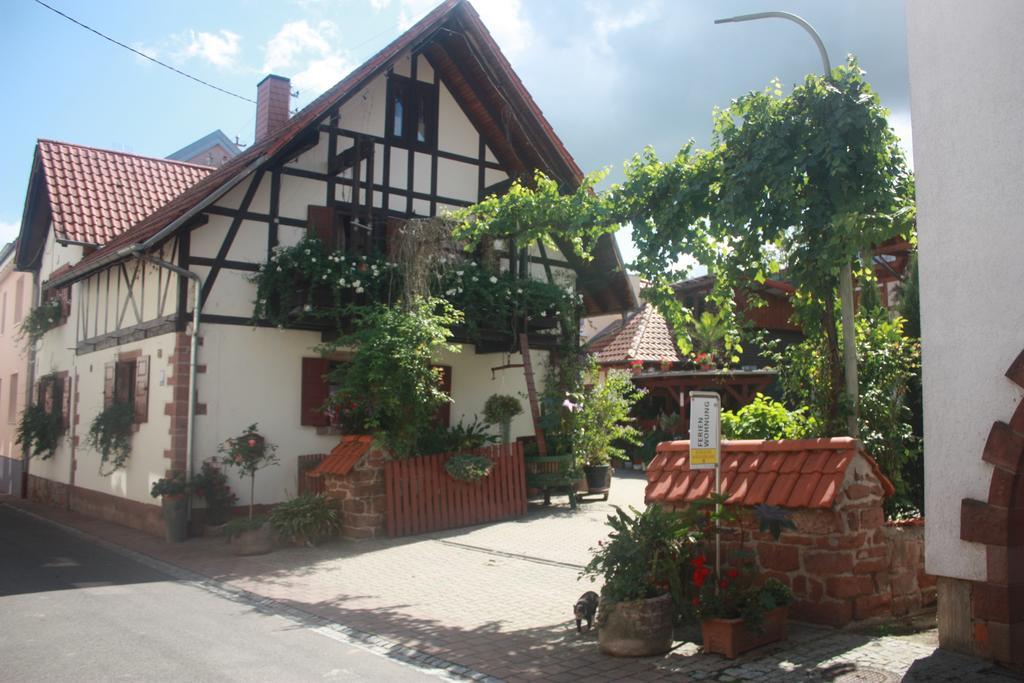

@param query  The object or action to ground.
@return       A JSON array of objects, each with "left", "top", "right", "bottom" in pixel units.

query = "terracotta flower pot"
[
  {"left": 597, "top": 593, "right": 674, "bottom": 657},
  {"left": 700, "top": 606, "right": 789, "bottom": 659}
]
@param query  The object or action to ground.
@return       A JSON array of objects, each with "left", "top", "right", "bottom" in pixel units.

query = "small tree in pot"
[
  {"left": 218, "top": 423, "right": 279, "bottom": 555},
  {"left": 571, "top": 367, "right": 645, "bottom": 497}
]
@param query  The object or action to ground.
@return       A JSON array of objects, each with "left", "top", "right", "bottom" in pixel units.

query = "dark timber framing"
[{"left": 198, "top": 171, "right": 264, "bottom": 305}]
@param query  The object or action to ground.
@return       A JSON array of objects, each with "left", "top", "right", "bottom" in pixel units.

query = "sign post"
[{"left": 689, "top": 391, "right": 722, "bottom": 579}]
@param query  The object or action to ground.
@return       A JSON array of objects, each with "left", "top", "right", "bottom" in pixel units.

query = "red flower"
[
  {"left": 692, "top": 565, "right": 711, "bottom": 587},
  {"left": 690, "top": 555, "right": 707, "bottom": 568},
  {"left": 691, "top": 597, "right": 700, "bottom": 607},
  {"left": 247, "top": 439, "right": 257, "bottom": 448},
  {"left": 719, "top": 579, "right": 729, "bottom": 590},
  {"left": 726, "top": 568, "right": 739, "bottom": 579}
]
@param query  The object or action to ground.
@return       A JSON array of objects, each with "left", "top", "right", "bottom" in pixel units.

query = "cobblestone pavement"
[{"left": 4, "top": 472, "right": 1020, "bottom": 682}]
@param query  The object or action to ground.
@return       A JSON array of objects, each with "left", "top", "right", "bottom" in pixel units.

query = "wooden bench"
[{"left": 524, "top": 454, "right": 577, "bottom": 509}]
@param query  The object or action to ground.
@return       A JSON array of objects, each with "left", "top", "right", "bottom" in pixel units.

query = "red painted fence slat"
[{"left": 383, "top": 442, "right": 527, "bottom": 538}]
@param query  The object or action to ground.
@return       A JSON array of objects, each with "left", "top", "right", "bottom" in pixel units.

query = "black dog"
[{"left": 574, "top": 591, "right": 599, "bottom": 633}]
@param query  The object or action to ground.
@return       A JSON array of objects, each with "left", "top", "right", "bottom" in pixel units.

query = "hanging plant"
[
  {"left": 444, "top": 453, "right": 494, "bottom": 483},
  {"left": 16, "top": 403, "right": 62, "bottom": 459},
  {"left": 88, "top": 402, "right": 134, "bottom": 475},
  {"left": 483, "top": 394, "right": 523, "bottom": 444},
  {"left": 18, "top": 299, "right": 62, "bottom": 347}
]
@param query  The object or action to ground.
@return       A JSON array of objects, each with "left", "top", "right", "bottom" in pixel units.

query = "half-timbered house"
[{"left": 16, "top": 0, "right": 634, "bottom": 534}]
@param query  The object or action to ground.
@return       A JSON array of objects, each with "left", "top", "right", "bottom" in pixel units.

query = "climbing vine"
[{"left": 611, "top": 58, "right": 915, "bottom": 429}]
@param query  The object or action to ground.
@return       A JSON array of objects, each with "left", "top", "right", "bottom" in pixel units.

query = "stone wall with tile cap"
[
  {"left": 646, "top": 438, "right": 935, "bottom": 627},
  {"left": 313, "top": 437, "right": 387, "bottom": 540}
]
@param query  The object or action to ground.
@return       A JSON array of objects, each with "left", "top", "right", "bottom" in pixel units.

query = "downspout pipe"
[{"left": 121, "top": 248, "right": 203, "bottom": 511}]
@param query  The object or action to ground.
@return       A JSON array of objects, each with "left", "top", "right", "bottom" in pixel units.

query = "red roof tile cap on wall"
[
  {"left": 645, "top": 437, "right": 895, "bottom": 510},
  {"left": 311, "top": 435, "right": 374, "bottom": 478}
]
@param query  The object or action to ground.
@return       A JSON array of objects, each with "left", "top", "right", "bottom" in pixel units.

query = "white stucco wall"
[
  {"left": 194, "top": 325, "right": 551, "bottom": 508},
  {"left": 70, "top": 334, "right": 178, "bottom": 505},
  {"left": 907, "top": 0, "right": 1024, "bottom": 581}
]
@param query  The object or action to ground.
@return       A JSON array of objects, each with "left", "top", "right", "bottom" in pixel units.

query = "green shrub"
[
  {"left": 720, "top": 394, "right": 819, "bottom": 441},
  {"left": 420, "top": 417, "right": 495, "bottom": 455},
  {"left": 192, "top": 460, "right": 239, "bottom": 525},
  {"left": 268, "top": 495, "right": 341, "bottom": 546}
]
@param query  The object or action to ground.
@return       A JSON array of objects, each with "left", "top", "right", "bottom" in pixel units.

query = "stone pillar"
[{"left": 324, "top": 448, "right": 387, "bottom": 540}]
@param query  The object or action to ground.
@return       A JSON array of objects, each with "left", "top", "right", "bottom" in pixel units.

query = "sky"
[{"left": 0, "top": 0, "right": 911, "bottom": 265}]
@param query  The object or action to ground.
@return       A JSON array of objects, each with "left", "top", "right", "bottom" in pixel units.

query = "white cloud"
[
  {"left": 369, "top": 0, "right": 391, "bottom": 10},
  {"left": 293, "top": 55, "right": 355, "bottom": 96},
  {"left": 182, "top": 29, "right": 242, "bottom": 68},
  {"left": 0, "top": 219, "right": 20, "bottom": 246},
  {"left": 263, "top": 20, "right": 336, "bottom": 73},
  {"left": 588, "top": 0, "right": 660, "bottom": 53},
  {"left": 397, "top": 0, "right": 532, "bottom": 58},
  {"left": 263, "top": 20, "right": 354, "bottom": 100}
]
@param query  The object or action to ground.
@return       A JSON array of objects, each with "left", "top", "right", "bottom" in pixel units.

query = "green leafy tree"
[
  {"left": 570, "top": 365, "right": 646, "bottom": 467},
  {"left": 781, "top": 312, "right": 921, "bottom": 514},
  {"left": 613, "top": 59, "right": 915, "bottom": 432}
]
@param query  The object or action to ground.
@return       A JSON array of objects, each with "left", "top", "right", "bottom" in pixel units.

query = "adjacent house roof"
[
  {"left": 36, "top": 140, "right": 212, "bottom": 245},
  {"left": 645, "top": 438, "right": 894, "bottom": 509},
  {"left": 166, "top": 130, "right": 241, "bottom": 165},
  {"left": 311, "top": 435, "right": 374, "bottom": 477},
  {"left": 41, "top": 0, "right": 635, "bottom": 314},
  {"left": 586, "top": 304, "right": 681, "bottom": 364}
]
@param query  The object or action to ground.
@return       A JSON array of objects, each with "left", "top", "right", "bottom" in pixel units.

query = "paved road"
[{"left": 0, "top": 505, "right": 443, "bottom": 682}]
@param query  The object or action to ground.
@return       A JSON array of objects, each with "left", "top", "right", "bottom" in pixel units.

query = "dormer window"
[{"left": 386, "top": 74, "right": 437, "bottom": 150}]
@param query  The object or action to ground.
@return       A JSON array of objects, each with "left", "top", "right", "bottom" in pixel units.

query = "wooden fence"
[
  {"left": 297, "top": 453, "right": 327, "bottom": 496},
  {"left": 384, "top": 442, "right": 527, "bottom": 538}
]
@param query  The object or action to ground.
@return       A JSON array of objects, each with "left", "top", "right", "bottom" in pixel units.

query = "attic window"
[{"left": 386, "top": 74, "right": 437, "bottom": 150}]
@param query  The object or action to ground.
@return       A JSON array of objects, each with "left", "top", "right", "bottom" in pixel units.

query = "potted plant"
[
  {"left": 443, "top": 453, "right": 494, "bottom": 482},
  {"left": 191, "top": 459, "right": 239, "bottom": 529},
  {"left": 218, "top": 423, "right": 279, "bottom": 555},
  {"left": 482, "top": 393, "right": 523, "bottom": 444},
  {"left": 150, "top": 472, "right": 190, "bottom": 543},
  {"left": 581, "top": 505, "right": 693, "bottom": 656},
  {"left": 628, "top": 358, "right": 644, "bottom": 375},
  {"left": 691, "top": 502, "right": 796, "bottom": 658},
  {"left": 268, "top": 493, "right": 341, "bottom": 547},
  {"left": 571, "top": 368, "right": 645, "bottom": 497}
]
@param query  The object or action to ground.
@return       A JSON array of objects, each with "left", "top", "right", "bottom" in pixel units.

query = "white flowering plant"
[{"left": 251, "top": 236, "right": 401, "bottom": 326}]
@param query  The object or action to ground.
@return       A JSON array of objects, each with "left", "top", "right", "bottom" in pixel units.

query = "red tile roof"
[
  {"left": 37, "top": 140, "right": 212, "bottom": 245},
  {"left": 645, "top": 438, "right": 894, "bottom": 509},
  {"left": 586, "top": 304, "right": 681, "bottom": 364},
  {"left": 311, "top": 435, "right": 374, "bottom": 477}
]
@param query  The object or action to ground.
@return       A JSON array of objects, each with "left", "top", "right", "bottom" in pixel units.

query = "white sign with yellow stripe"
[{"left": 688, "top": 391, "right": 721, "bottom": 470}]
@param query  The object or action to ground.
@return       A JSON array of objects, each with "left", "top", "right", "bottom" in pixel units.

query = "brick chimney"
[{"left": 255, "top": 75, "right": 291, "bottom": 143}]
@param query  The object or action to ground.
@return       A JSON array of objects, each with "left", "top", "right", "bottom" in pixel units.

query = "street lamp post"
[{"left": 715, "top": 11, "right": 859, "bottom": 437}]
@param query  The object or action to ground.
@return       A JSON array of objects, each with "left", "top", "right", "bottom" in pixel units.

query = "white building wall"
[
  {"left": 71, "top": 334, "right": 178, "bottom": 505},
  {"left": 907, "top": 0, "right": 1024, "bottom": 581},
  {"left": 194, "top": 325, "right": 550, "bottom": 507}
]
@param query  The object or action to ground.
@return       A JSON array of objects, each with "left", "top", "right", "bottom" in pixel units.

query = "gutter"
[
  {"left": 128, "top": 252, "right": 203, "bottom": 517},
  {"left": 45, "top": 155, "right": 266, "bottom": 291}
]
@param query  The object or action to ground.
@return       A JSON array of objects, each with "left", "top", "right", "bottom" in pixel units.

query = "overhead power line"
[{"left": 32, "top": 0, "right": 256, "bottom": 104}]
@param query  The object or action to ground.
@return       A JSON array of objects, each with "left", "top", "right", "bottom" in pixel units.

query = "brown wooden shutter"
[
  {"left": 432, "top": 365, "right": 452, "bottom": 428},
  {"left": 103, "top": 361, "right": 116, "bottom": 409},
  {"left": 307, "top": 205, "right": 336, "bottom": 247},
  {"left": 42, "top": 379, "right": 54, "bottom": 415},
  {"left": 301, "top": 357, "right": 332, "bottom": 426},
  {"left": 134, "top": 355, "right": 150, "bottom": 423},
  {"left": 62, "top": 375, "right": 72, "bottom": 432}
]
